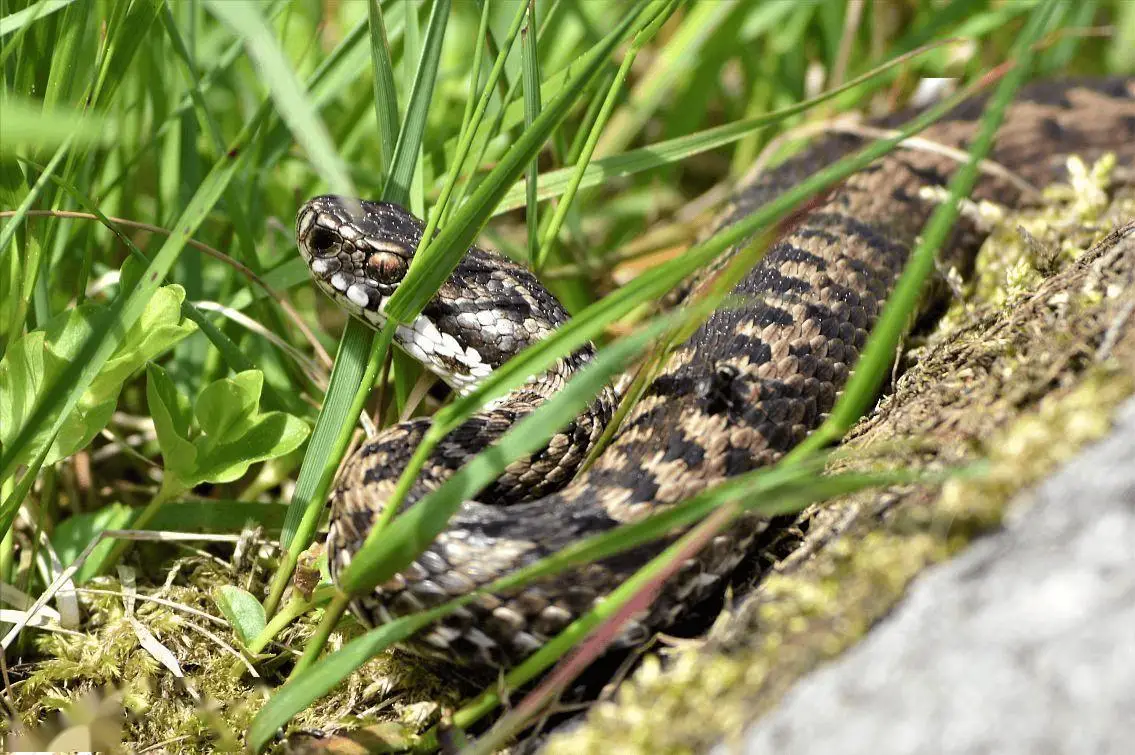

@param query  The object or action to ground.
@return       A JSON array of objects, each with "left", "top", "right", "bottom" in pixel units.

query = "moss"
[
  {"left": 942, "top": 154, "right": 1129, "bottom": 323},
  {"left": 3, "top": 553, "right": 459, "bottom": 753},
  {"left": 543, "top": 161, "right": 1135, "bottom": 754}
]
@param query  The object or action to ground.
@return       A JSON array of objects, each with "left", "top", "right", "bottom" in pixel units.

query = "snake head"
[
  {"left": 296, "top": 195, "right": 424, "bottom": 311},
  {"left": 297, "top": 194, "right": 576, "bottom": 393}
]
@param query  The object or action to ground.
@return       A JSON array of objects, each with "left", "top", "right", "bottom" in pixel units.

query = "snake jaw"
[{"left": 296, "top": 194, "right": 586, "bottom": 396}]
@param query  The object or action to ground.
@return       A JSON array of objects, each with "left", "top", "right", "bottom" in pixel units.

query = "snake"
[{"left": 296, "top": 78, "right": 1135, "bottom": 670}]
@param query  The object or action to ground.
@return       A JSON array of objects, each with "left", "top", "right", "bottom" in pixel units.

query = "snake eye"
[
  {"left": 309, "top": 227, "right": 339, "bottom": 255},
  {"left": 368, "top": 251, "right": 407, "bottom": 284}
]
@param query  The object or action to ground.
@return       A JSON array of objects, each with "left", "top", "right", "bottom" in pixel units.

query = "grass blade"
[
  {"left": 0, "top": 143, "right": 69, "bottom": 269},
  {"left": 0, "top": 97, "right": 108, "bottom": 153},
  {"left": 502, "top": 37, "right": 957, "bottom": 213},
  {"left": 263, "top": 0, "right": 453, "bottom": 616},
  {"left": 385, "top": 0, "right": 449, "bottom": 206},
  {"left": 252, "top": 454, "right": 939, "bottom": 752},
  {"left": 366, "top": 0, "right": 400, "bottom": 179},
  {"left": 0, "top": 0, "right": 79, "bottom": 38},
  {"left": 534, "top": 0, "right": 677, "bottom": 268},
  {"left": 595, "top": 0, "right": 734, "bottom": 156},
  {"left": 383, "top": 0, "right": 654, "bottom": 323},
  {"left": 786, "top": 0, "right": 1060, "bottom": 459},
  {"left": 417, "top": 0, "right": 528, "bottom": 258},
  {"left": 247, "top": 600, "right": 457, "bottom": 753},
  {"left": 205, "top": 0, "right": 354, "bottom": 197},
  {"left": 521, "top": 0, "right": 542, "bottom": 265},
  {"left": 337, "top": 309, "right": 679, "bottom": 593}
]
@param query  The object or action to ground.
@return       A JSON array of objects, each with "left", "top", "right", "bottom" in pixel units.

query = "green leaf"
[
  {"left": 86, "top": 368, "right": 312, "bottom": 579},
  {"left": 0, "top": 54, "right": 270, "bottom": 518},
  {"left": 145, "top": 369, "right": 312, "bottom": 488},
  {"left": 193, "top": 411, "right": 311, "bottom": 485},
  {"left": 212, "top": 585, "right": 267, "bottom": 648},
  {"left": 144, "top": 366, "right": 312, "bottom": 490},
  {"left": 0, "top": 331, "right": 50, "bottom": 463},
  {"left": 146, "top": 364, "right": 196, "bottom": 479},
  {"left": 49, "top": 502, "right": 135, "bottom": 583},
  {"left": 194, "top": 370, "right": 263, "bottom": 443},
  {"left": 0, "top": 284, "right": 196, "bottom": 469},
  {"left": 52, "top": 398, "right": 117, "bottom": 469},
  {"left": 91, "top": 285, "right": 197, "bottom": 404}
]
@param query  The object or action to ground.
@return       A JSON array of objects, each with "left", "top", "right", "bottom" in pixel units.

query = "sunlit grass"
[{"left": 0, "top": 0, "right": 1128, "bottom": 751}]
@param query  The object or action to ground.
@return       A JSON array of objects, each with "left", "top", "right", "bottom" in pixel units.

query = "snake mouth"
[{"left": 296, "top": 195, "right": 421, "bottom": 312}]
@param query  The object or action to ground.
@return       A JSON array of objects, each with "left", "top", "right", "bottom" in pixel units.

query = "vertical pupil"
[{"left": 374, "top": 254, "right": 402, "bottom": 281}]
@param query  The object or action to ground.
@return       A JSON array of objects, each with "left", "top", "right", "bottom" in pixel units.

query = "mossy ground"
[
  {"left": 6, "top": 158, "right": 1134, "bottom": 754},
  {"left": 3, "top": 549, "right": 462, "bottom": 752}
]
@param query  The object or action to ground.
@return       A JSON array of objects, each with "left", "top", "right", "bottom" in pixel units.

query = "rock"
[{"left": 721, "top": 396, "right": 1135, "bottom": 755}]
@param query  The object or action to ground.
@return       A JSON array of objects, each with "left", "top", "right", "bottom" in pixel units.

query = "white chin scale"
[
  {"left": 323, "top": 278, "right": 493, "bottom": 395},
  {"left": 396, "top": 315, "right": 494, "bottom": 393}
]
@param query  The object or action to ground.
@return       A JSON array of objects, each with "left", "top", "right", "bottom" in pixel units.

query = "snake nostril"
[{"left": 309, "top": 226, "right": 339, "bottom": 255}]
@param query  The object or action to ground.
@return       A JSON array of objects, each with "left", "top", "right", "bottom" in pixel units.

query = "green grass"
[{"left": 0, "top": 0, "right": 1129, "bottom": 751}]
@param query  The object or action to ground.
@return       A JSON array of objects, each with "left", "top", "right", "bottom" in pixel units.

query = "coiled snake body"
[{"left": 297, "top": 78, "right": 1135, "bottom": 669}]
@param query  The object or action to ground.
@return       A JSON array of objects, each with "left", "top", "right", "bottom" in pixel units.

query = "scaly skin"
[{"left": 297, "top": 78, "right": 1135, "bottom": 669}]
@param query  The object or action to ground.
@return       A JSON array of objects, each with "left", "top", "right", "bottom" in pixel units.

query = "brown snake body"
[{"left": 296, "top": 78, "right": 1135, "bottom": 669}]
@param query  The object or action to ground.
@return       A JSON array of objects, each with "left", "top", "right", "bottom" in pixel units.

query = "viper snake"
[{"left": 297, "top": 78, "right": 1135, "bottom": 670}]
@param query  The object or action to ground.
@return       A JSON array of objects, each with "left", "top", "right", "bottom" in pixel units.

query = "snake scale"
[{"left": 297, "top": 78, "right": 1135, "bottom": 670}]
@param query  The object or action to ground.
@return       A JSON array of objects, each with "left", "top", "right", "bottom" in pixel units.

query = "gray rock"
[{"left": 719, "top": 396, "right": 1135, "bottom": 755}]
